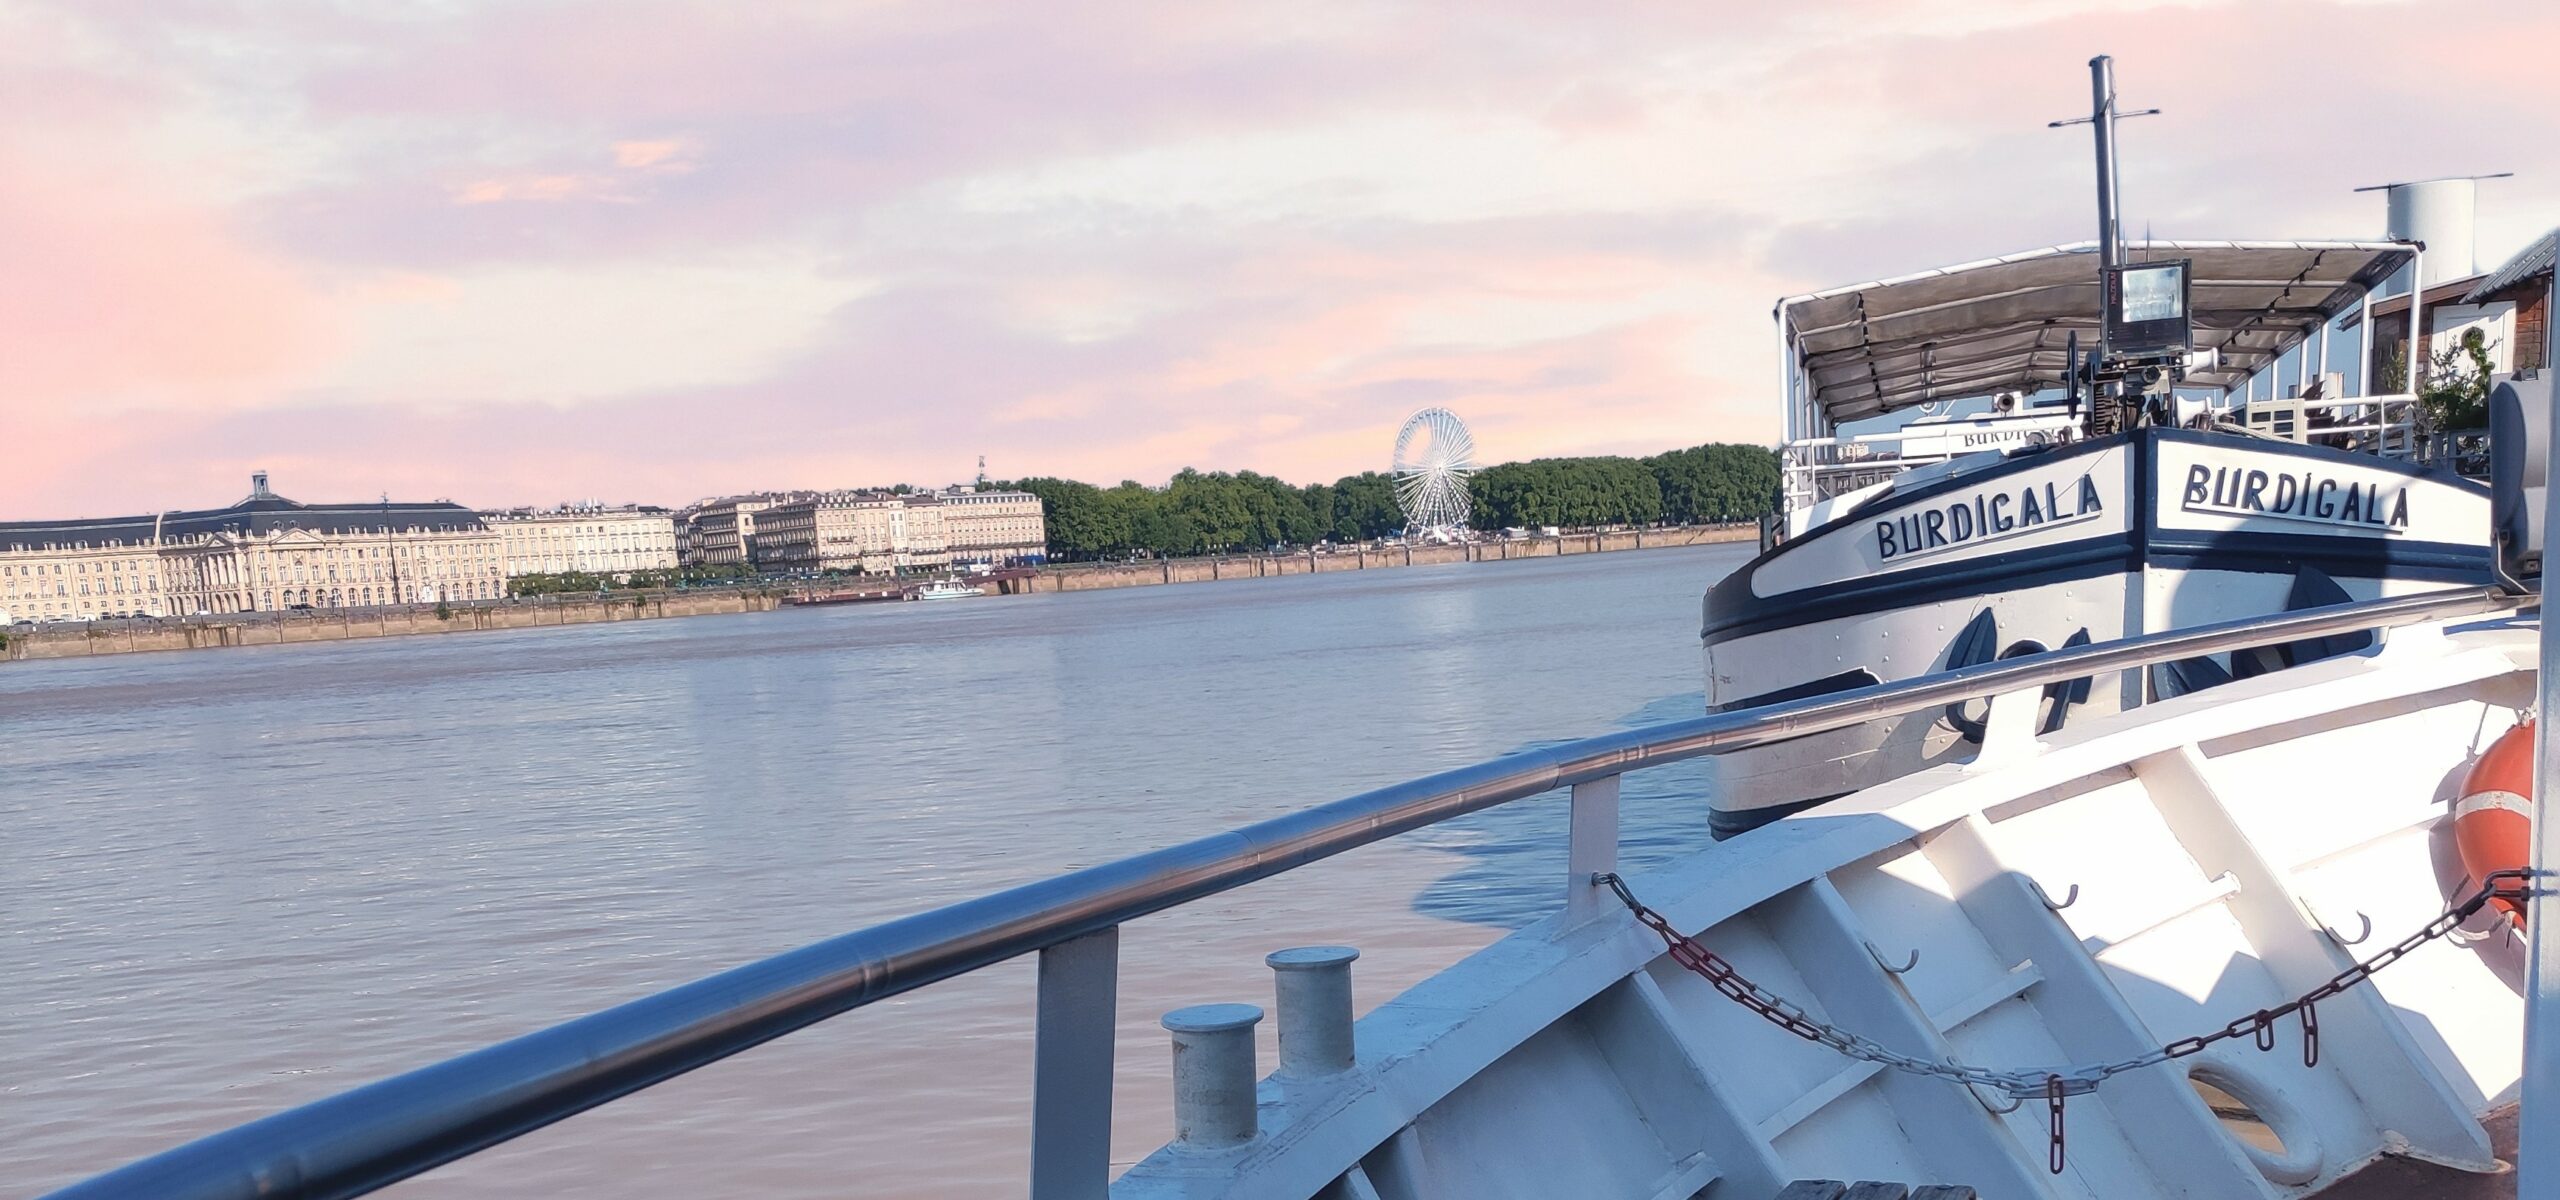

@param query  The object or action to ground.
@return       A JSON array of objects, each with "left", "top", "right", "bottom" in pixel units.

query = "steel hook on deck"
[
  {"left": 1968, "top": 1081, "right": 2024, "bottom": 1115},
  {"left": 2321, "top": 911, "right": 2373, "bottom": 948},
  {"left": 2030, "top": 880, "right": 2080, "bottom": 912},
  {"left": 1866, "top": 940, "right": 1920, "bottom": 975}
]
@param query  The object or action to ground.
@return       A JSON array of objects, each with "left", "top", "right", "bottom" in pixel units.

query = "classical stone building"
[
  {"left": 870, "top": 494, "right": 949, "bottom": 575},
  {"left": 751, "top": 491, "right": 954, "bottom": 575},
  {"left": 684, "top": 492, "right": 813, "bottom": 569},
  {"left": 0, "top": 472, "right": 503, "bottom": 622},
  {"left": 936, "top": 487, "right": 1047, "bottom": 565},
  {"left": 484, "top": 503, "right": 679, "bottom": 579},
  {"left": 671, "top": 503, "right": 705, "bottom": 566},
  {"left": 673, "top": 483, "right": 1047, "bottom": 577},
  {"left": 746, "top": 493, "right": 843, "bottom": 574}
]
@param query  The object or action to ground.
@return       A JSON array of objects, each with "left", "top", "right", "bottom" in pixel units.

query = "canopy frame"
[{"left": 1775, "top": 239, "right": 2418, "bottom": 441}]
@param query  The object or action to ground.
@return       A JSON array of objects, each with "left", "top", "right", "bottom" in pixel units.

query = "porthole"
[{"left": 2188, "top": 1060, "right": 2322, "bottom": 1185}]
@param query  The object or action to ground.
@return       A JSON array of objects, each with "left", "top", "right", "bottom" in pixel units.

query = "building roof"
[
  {"left": 2464, "top": 226, "right": 2558, "bottom": 304},
  {"left": 1780, "top": 239, "right": 2414, "bottom": 424},
  {"left": 481, "top": 503, "right": 673, "bottom": 521},
  {"left": 0, "top": 476, "right": 485, "bottom": 552},
  {"left": 2338, "top": 273, "right": 2490, "bottom": 328}
]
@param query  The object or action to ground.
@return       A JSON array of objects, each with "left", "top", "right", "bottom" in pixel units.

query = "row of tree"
[
  {"left": 507, "top": 564, "right": 753, "bottom": 597},
  {"left": 1008, "top": 442, "right": 1777, "bottom": 561}
]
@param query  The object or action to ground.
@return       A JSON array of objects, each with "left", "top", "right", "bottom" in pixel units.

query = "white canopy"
[{"left": 1779, "top": 240, "right": 2414, "bottom": 424}]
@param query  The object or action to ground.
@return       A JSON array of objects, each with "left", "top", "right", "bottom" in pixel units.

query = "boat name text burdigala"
[
  {"left": 1875, "top": 475, "right": 2104, "bottom": 563},
  {"left": 2179, "top": 465, "right": 2411, "bottom": 532}
]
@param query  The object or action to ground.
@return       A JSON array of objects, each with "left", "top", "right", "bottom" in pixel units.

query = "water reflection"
[
  {"left": 1409, "top": 691, "right": 1718, "bottom": 928},
  {"left": 0, "top": 543, "right": 1754, "bottom": 1198}
]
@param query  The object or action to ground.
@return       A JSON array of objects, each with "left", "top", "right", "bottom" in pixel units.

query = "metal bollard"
[
  {"left": 1162, "top": 1003, "right": 1263, "bottom": 1148},
  {"left": 1265, "top": 946, "right": 1358, "bottom": 1077}
]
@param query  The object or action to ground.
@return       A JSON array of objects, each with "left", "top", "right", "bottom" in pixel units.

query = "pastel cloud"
[
  {"left": 451, "top": 174, "right": 625, "bottom": 206},
  {"left": 612, "top": 140, "right": 696, "bottom": 171},
  {"left": 6, "top": 0, "right": 2559, "bottom": 519}
]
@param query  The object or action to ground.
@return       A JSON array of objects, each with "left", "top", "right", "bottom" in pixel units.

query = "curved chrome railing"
[{"left": 44, "top": 584, "right": 2526, "bottom": 1200}]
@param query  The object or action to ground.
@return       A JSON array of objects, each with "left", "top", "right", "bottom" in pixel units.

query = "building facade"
[
  {"left": 750, "top": 491, "right": 955, "bottom": 575},
  {"left": 2362, "top": 225, "right": 2556, "bottom": 389},
  {"left": 746, "top": 493, "right": 854, "bottom": 574},
  {"left": 484, "top": 504, "right": 679, "bottom": 579},
  {"left": 1, "top": 472, "right": 503, "bottom": 623},
  {"left": 864, "top": 494, "right": 948, "bottom": 574},
  {"left": 671, "top": 503, "right": 705, "bottom": 567},
  {"left": 936, "top": 487, "right": 1047, "bottom": 565},
  {"left": 685, "top": 493, "right": 813, "bottom": 569}
]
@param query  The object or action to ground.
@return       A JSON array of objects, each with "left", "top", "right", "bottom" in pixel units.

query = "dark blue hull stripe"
[
  {"left": 1704, "top": 540, "right": 2137, "bottom": 645},
  {"left": 1709, "top": 791, "right": 1846, "bottom": 840},
  {"left": 2144, "top": 531, "right": 2490, "bottom": 577},
  {"left": 1713, "top": 667, "right": 1884, "bottom": 713}
]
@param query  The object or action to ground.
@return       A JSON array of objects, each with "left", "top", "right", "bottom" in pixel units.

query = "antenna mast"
[{"left": 2050, "top": 55, "right": 2164, "bottom": 431}]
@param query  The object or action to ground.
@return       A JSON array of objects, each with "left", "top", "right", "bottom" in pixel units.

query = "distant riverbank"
[
  {"left": 1017, "top": 523, "right": 1754, "bottom": 593},
  {"left": 1, "top": 590, "right": 786, "bottom": 662},
  {"left": 1, "top": 524, "right": 1755, "bottom": 662}
]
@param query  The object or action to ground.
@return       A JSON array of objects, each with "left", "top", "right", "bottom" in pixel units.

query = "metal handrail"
[{"left": 44, "top": 583, "right": 2526, "bottom": 1200}]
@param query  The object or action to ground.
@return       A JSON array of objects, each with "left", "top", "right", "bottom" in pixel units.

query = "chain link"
[{"left": 1594, "top": 868, "right": 2537, "bottom": 1175}]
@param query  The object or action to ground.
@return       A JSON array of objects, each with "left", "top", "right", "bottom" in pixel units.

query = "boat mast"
[
  {"left": 2050, "top": 56, "right": 2158, "bottom": 431},
  {"left": 2087, "top": 56, "right": 2127, "bottom": 278}
]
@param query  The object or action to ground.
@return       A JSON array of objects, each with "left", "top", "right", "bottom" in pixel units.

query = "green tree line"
[
  {"left": 1007, "top": 442, "right": 1775, "bottom": 561},
  {"left": 508, "top": 563, "right": 754, "bottom": 597}
]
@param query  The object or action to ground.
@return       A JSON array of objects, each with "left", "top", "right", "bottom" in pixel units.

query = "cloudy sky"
[{"left": 9, "top": 0, "right": 2555, "bottom": 517}]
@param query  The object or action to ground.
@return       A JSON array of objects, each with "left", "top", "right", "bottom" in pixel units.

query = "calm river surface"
[{"left": 3, "top": 544, "right": 1750, "bottom": 1198}]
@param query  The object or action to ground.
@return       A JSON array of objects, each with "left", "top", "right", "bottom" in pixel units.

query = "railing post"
[
  {"left": 1566, "top": 774, "right": 1621, "bottom": 922},
  {"left": 1031, "top": 925, "right": 1119, "bottom": 1200}
]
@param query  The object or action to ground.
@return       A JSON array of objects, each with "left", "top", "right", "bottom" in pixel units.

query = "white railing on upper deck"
[{"left": 1780, "top": 395, "right": 2441, "bottom": 513}]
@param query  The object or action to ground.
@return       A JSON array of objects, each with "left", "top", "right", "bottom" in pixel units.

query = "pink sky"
[{"left": 9, "top": 0, "right": 2558, "bottom": 517}]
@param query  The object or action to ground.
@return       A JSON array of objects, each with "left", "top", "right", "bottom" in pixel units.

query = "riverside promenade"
[
  {"left": 1, "top": 590, "right": 785, "bottom": 662},
  {"left": 2, "top": 524, "right": 1755, "bottom": 662},
  {"left": 1012, "top": 523, "right": 1753, "bottom": 593}
]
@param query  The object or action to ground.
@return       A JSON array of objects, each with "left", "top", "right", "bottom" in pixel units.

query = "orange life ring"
[{"left": 2454, "top": 719, "right": 2536, "bottom": 927}]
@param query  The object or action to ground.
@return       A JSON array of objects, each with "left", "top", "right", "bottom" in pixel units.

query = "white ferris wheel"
[{"left": 1392, "top": 407, "right": 1478, "bottom": 536}]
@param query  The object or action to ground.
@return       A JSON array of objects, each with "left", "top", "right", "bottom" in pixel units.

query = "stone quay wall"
[
  {"left": 4, "top": 590, "right": 781, "bottom": 662},
  {"left": 1016, "top": 524, "right": 1754, "bottom": 594}
]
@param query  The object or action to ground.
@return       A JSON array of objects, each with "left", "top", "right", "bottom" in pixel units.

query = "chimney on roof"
[
  {"left": 2357, "top": 173, "right": 2510, "bottom": 293},
  {"left": 251, "top": 470, "right": 273, "bottom": 499}
]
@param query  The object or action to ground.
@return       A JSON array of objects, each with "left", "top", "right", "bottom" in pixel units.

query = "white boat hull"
[
  {"left": 1116, "top": 613, "right": 2535, "bottom": 1198},
  {"left": 1703, "top": 429, "right": 2492, "bottom": 836}
]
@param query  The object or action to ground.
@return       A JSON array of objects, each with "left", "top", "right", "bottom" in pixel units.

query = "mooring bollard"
[
  {"left": 1162, "top": 1003, "right": 1263, "bottom": 1148},
  {"left": 1265, "top": 946, "right": 1358, "bottom": 1077}
]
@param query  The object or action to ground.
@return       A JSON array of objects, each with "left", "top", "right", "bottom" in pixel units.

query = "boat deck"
[{"left": 2319, "top": 1105, "right": 2516, "bottom": 1199}]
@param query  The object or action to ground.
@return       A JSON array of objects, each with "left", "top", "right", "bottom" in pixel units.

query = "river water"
[{"left": 2, "top": 544, "right": 1750, "bottom": 1198}]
